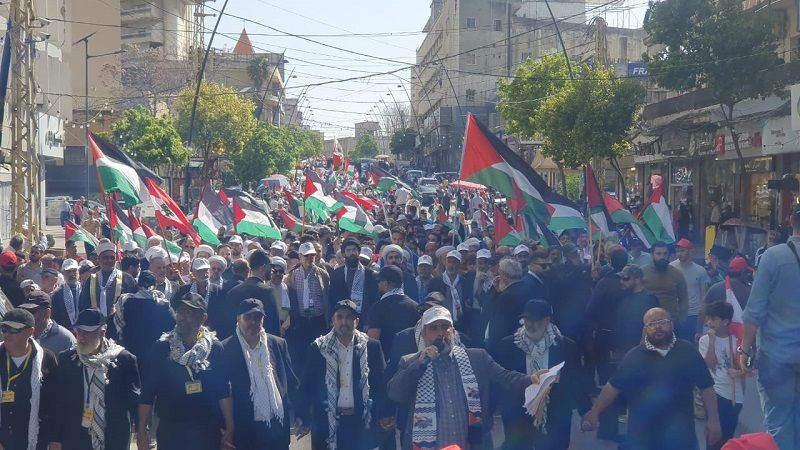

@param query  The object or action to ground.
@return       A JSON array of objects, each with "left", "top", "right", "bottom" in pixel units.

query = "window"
[
  {"left": 466, "top": 89, "right": 476, "bottom": 101},
  {"left": 466, "top": 18, "right": 476, "bottom": 28},
  {"left": 467, "top": 53, "right": 476, "bottom": 64},
  {"left": 521, "top": 52, "right": 531, "bottom": 61},
  {"left": 494, "top": 20, "right": 502, "bottom": 31}
]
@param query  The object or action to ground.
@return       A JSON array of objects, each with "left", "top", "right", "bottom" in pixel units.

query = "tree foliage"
[
  {"left": 227, "top": 124, "right": 322, "bottom": 186},
  {"left": 390, "top": 128, "right": 417, "bottom": 155},
  {"left": 109, "top": 106, "right": 190, "bottom": 169},
  {"left": 352, "top": 134, "right": 380, "bottom": 159}
]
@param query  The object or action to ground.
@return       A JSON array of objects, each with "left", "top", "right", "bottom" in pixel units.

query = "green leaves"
[
  {"left": 109, "top": 106, "right": 189, "bottom": 168},
  {"left": 352, "top": 134, "right": 380, "bottom": 159},
  {"left": 390, "top": 128, "right": 417, "bottom": 155}
]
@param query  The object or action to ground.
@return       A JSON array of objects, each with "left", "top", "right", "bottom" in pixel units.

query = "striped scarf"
[
  {"left": 160, "top": 326, "right": 215, "bottom": 372},
  {"left": 0, "top": 339, "right": 45, "bottom": 450},
  {"left": 412, "top": 345, "right": 481, "bottom": 450},
  {"left": 75, "top": 338, "right": 126, "bottom": 450},
  {"left": 313, "top": 329, "right": 371, "bottom": 450}
]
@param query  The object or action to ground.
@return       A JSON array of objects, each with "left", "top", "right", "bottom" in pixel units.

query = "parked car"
[
  {"left": 417, "top": 177, "right": 439, "bottom": 206},
  {"left": 433, "top": 172, "right": 459, "bottom": 182}
]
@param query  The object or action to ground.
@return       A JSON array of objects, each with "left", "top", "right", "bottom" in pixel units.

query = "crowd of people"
[{"left": 0, "top": 180, "right": 796, "bottom": 450}]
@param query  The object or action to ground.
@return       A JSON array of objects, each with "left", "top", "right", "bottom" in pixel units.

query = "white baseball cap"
[
  {"left": 62, "top": 258, "right": 79, "bottom": 271},
  {"left": 422, "top": 306, "right": 453, "bottom": 326},
  {"left": 228, "top": 235, "right": 243, "bottom": 245},
  {"left": 435, "top": 246, "right": 455, "bottom": 259},
  {"left": 397, "top": 214, "right": 408, "bottom": 222},
  {"left": 465, "top": 237, "right": 481, "bottom": 248},
  {"left": 78, "top": 260, "right": 95, "bottom": 269},
  {"left": 270, "top": 240, "right": 288, "bottom": 251},
  {"left": 147, "top": 235, "right": 164, "bottom": 245},
  {"left": 417, "top": 255, "right": 433, "bottom": 266},
  {"left": 194, "top": 244, "right": 215, "bottom": 257},
  {"left": 20, "top": 280, "right": 39, "bottom": 290},
  {"left": 122, "top": 241, "right": 139, "bottom": 252},
  {"left": 513, "top": 244, "right": 531, "bottom": 256},
  {"left": 446, "top": 250, "right": 462, "bottom": 262},
  {"left": 191, "top": 258, "right": 210, "bottom": 271},
  {"left": 456, "top": 243, "right": 469, "bottom": 252},
  {"left": 359, "top": 247, "right": 373, "bottom": 260},
  {"left": 299, "top": 242, "right": 317, "bottom": 256},
  {"left": 476, "top": 249, "right": 492, "bottom": 260}
]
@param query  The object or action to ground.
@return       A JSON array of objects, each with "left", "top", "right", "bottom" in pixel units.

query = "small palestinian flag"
[
  {"left": 233, "top": 196, "right": 281, "bottom": 240},
  {"left": 128, "top": 210, "right": 148, "bottom": 249},
  {"left": 586, "top": 164, "right": 613, "bottom": 236},
  {"left": 304, "top": 171, "right": 341, "bottom": 218},
  {"left": 64, "top": 220, "right": 99, "bottom": 247},
  {"left": 193, "top": 186, "right": 234, "bottom": 245},
  {"left": 90, "top": 133, "right": 151, "bottom": 208},
  {"left": 546, "top": 191, "right": 586, "bottom": 232},
  {"left": 334, "top": 193, "right": 374, "bottom": 236},
  {"left": 145, "top": 178, "right": 199, "bottom": 244},
  {"left": 277, "top": 208, "right": 303, "bottom": 233},
  {"left": 108, "top": 199, "right": 133, "bottom": 244}
]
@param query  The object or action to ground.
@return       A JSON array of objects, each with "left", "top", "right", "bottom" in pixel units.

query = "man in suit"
[
  {"left": 221, "top": 299, "right": 299, "bottom": 450},
  {"left": 173, "top": 258, "right": 223, "bottom": 312},
  {"left": 51, "top": 258, "right": 81, "bottom": 328},
  {"left": 79, "top": 241, "right": 136, "bottom": 316},
  {"left": 51, "top": 308, "right": 140, "bottom": 450},
  {"left": 486, "top": 258, "right": 531, "bottom": 356},
  {"left": 523, "top": 249, "right": 551, "bottom": 303},
  {"left": 388, "top": 306, "right": 536, "bottom": 450},
  {"left": 426, "top": 250, "right": 476, "bottom": 341},
  {"left": 216, "top": 250, "right": 279, "bottom": 339},
  {"left": 494, "top": 300, "right": 590, "bottom": 450},
  {"left": 329, "top": 238, "right": 378, "bottom": 318},
  {"left": 296, "top": 300, "right": 392, "bottom": 450}
]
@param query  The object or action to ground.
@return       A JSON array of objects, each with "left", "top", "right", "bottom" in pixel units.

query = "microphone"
[{"left": 421, "top": 338, "right": 448, "bottom": 369}]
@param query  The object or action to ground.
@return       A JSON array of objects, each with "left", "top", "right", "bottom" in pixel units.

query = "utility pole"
[{"left": 9, "top": 0, "right": 40, "bottom": 240}]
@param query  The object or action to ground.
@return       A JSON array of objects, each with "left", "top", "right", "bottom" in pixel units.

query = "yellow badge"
[
  {"left": 81, "top": 408, "right": 94, "bottom": 427},
  {"left": 185, "top": 381, "right": 203, "bottom": 395},
  {"left": 0, "top": 391, "right": 14, "bottom": 403}
]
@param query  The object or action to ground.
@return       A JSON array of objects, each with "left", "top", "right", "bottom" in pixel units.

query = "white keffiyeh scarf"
[
  {"left": 411, "top": 344, "right": 481, "bottom": 450},
  {"left": 160, "top": 326, "right": 215, "bottom": 372},
  {"left": 347, "top": 265, "right": 365, "bottom": 311},
  {"left": 514, "top": 323, "right": 562, "bottom": 374},
  {"left": 314, "top": 329, "right": 371, "bottom": 450},
  {"left": 74, "top": 338, "right": 126, "bottom": 450},
  {"left": 0, "top": 339, "right": 44, "bottom": 450},
  {"left": 114, "top": 290, "right": 169, "bottom": 342},
  {"left": 442, "top": 272, "right": 463, "bottom": 319},
  {"left": 235, "top": 326, "right": 283, "bottom": 425},
  {"left": 62, "top": 282, "right": 80, "bottom": 325},
  {"left": 380, "top": 287, "right": 405, "bottom": 301}
]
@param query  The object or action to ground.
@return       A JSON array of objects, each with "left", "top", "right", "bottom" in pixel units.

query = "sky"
[{"left": 208, "top": 0, "right": 646, "bottom": 140}]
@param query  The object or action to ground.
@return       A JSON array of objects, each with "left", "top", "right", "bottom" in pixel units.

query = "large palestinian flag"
[
  {"left": 334, "top": 193, "right": 374, "bottom": 236},
  {"left": 641, "top": 182, "right": 676, "bottom": 244},
  {"left": 602, "top": 192, "right": 656, "bottom": 247},
  {"left": 233, "top": 196, "right": 281, "bottom": 240},
  {"left": 461, "top": 113, "right": 551, "bottom": 223},
  {"left": 546, "top": 191, "right": 586, "bottom": 232},
  {"left": 90, "top": 134, "right": 151, "bottom": 208},
  {"left": 64, "top": 220, "right": 99, "bottom": 247},
  {"left": 193, "top": 186, "right": 233, "bottom": 245},
  {"left": 145, "top": 178, "right": 199, "bottom": 243}
]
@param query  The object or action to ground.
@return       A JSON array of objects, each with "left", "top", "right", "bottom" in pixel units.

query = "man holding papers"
[{"left": 494, "top": 299, "right": 590, "bottom": 450}]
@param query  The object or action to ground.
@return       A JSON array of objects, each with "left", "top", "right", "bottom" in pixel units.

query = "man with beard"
[
  {"left": 64, "top": 240, "right": 83, "bottom": 263},
  {"left": 486, "top": 258, "right": 530, "bottom": 356},
  {"left": 51, "top": 308, "right": 140, "bottom": 450},
  {"left": 112, "top": 271, "right": 175, "bottom": 373},
  {"left": 670, "top": 239, "right": 710, "bottom": 340},
  {"left": 17, "top": 244, "right": 44, "bottom": 285},
  {"left": 389, "top": 306, "right": 536, "bottom": 450},
  {"left": 494, "top": 300, "right": 589, "bottom": 450},
  {"left": 120, "top": 256, "right": 140, "bottom": 281},
  {"left": 296, "top": 300, "right": 390, "bottom": 450},
  {"left": 145, "top": 250, "right": 178, "bottom": 300},
  {"left": 137, "top": 293, "right": 234, "bottom": 450},
  {"left": 221, "top": 299, "right": 298, "bottom": 449},
  {"left": 79, "top": 241, "right": 136, "bottom": 317},
  {"left": 38, "top": 268, "right": 60, "bottom": 296},
  {"left": 427, "top": 250, "right": 476, "bottom": 341},
  {"left": 524, "top": 249, "right": 551, "bottom": 304},
  {"left": 367, "top": 266, "right": 418, "bottom": 361},
  {"left": 548, "top": 244, "right": 591, "bottom": 342},
  {"left": 415, "top": 255, "right": 435, "bottom": 300},
  {"left": 19, "top": 290, "right": 76, "bottom": 354},
  {"left": 220, "top": 250, "right": 279, "bottom": 340},
  {"left": 285, "top": 242, "right": 330, "bottom": 371},
  {"left": 173, "top": 258, "right": 222, "bottom": 311},
  {"left": 208, "top": 255, "right": 227, "bottom": 291},
  {"left": 228, "top": 235, "right": 245, "bottom": 262},
  {"left": 581, "top": 307, "right": 722, "bottom": 450},
  {"left": 267, "top": 257, "right": 291, "bottom": 335},
  {"left": 330, "top": 239, "right": 379, "bottom": 317},
  {"left": 51, "top": 258, "right": 81, "bottom": 327},
  {"left": 381, "top": 245, "right": 419, "bottom": 302},
  {"left": 0, "top": 308, "right": 58, "bottom": 450},
  {"left": 643, "top": 241, "right": 689, "bottom": 331}
]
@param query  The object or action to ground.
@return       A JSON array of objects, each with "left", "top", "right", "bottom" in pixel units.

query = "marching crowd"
[{"left": 0, "top": 185, "right": 798, "bottom": 450}]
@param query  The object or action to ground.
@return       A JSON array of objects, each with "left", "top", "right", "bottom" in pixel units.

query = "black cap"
[
  {"left": 521, "top": 299, "right": 552, "bottom": 320},
  {"left": 74, "top": 308, "right": 106, "bottom": 332},
  {"left": 137, "top": 270, "right": 157, "bottom": 289},
  {"left": 171, "top": 292, "right": 207, "bottom": 312},
  {"left": 238, "top": 298, "right": 265, "bottom": 316},
  {"left": 418, "top": 292, "right": 446, "bottom": 314},
  {"left": 0, "top": 308, "right": 35, "bottom": 330},
  {"left": 377, "top": 265, "right": 403, "bottom": 286},
  {"left": 333, "top": 300, "right": 360, "bottom": 316},
  {"left": 341, "top": 238, "right": 361, "bottom": 252},
  {"left": 19, "top": 290, "right": 51, "bottom": 311},
  {"left": 41, "top": 268, "right": 59, "bottom": 278}
]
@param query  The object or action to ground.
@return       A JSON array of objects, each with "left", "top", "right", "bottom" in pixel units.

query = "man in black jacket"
[
  {"left": 51, "top": 258, "right": 81, "bottom": 328},
  {"left": 221, "top": 299, "right": 299, "bottom": 450},
  {"left": 486, "top": 258, "right": 530, "bottom": 357},
  {"left": 494, "top": 300, "right": 590, "bottom": 450},
  {"left": 367, "top": 266, "right": 418, "bottom": 361},
  {"left": 52, "top": 308, "right": 140, "bottom": 450},
  {"left": 381, "top": 244, "right": 419, "bottom": 302},
  {"left": 329, "top": 238, "right": 378, "bottom": 318},
  {"left": 216, "top": 250, "right": 279, "bottom": 339},
  {"left": 296, "top": 300, "right": 392, "bottom": 450}
]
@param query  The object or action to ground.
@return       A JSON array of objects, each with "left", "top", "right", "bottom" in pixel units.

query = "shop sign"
[
  {"left": 762, "top": 115, "right": 800, "bottom": 155},
  {"left": 627, "top": 63, "right": 649, "bottom": 80},
  {"left": 744, "top": 157, "right": 772, "bottom": 173},
  {"left": 671, "top": 164, "right": 693, "bottom": 185}
]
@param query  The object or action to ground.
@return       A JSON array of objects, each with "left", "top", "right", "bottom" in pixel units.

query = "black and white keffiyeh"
[
  {"left": 160, "top": 326, "right": 215, "bottom": 372},
  {"left": 514, "top": 323, "right": 562, "bottom": 374},
  {"left": 0, "top": 338, "right": 44, "bottom": 450},
  {"left": 74, "top": 338, "right": 126, "bottom": 450},
  {"left": 348, "top": 265, "right": 365, "bottom": 310},
  {"left": 313, "top": 329, "right": 371, "bottom": 450},
  {"left": 189, "top": 281, "right": 212, "bottom": 307},
  {"left": 442, "top": 272, "right": 463, "bottom": 319},
  {"left": 644, "top": 332, "right": 677, "bottom": 355},
  {"left": 62, "top": 282, "right": 80, "bottom": 325}
]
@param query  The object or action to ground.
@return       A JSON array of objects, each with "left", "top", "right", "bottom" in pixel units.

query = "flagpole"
[{"left": 585, "top": 165, "right": 594, "bottom": 274}]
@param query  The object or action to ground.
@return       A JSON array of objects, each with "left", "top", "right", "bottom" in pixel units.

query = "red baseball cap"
[
  {"left": 676, "top": 238, "right": 693, "bottom": 249},
  {"left": 0, "top": 251, "right": 18, "bottom": 270},
  {"left": 729, "top": 257, "right": 753, "bottom": 273}
]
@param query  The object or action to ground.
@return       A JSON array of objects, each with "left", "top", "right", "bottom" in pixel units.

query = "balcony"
[{"left": 121, "top": 4, "right": 160, "bottom": 24}]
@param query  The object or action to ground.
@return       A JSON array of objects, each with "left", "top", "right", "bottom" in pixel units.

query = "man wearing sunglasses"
[
  {"left": 0, "top": 308, "right": 58, "bottom": 450},
  {"left": 524, "top": 249, "right": 551, "bottom": 304}
]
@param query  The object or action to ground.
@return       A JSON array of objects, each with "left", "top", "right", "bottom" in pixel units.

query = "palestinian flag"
[
  {"left": 602, "top": 192, "right": 655, "bottom": 248},
  {"left": 283, "top": 188, "right": 304, "bottom": 217},
  {"left": 233, "top": 196, "right": 281, "bottom": 240},
  {"left": 108, "top": 199, "right": 133, "bottom": 244},
  {"left": 370, "top": 166, "right": 418, "bottom": 196},
  {"left": 277, "top": 208, "right": 303, "bottom": 233},
  {"left": 332, "top": 152, "right": 343, "bottom": 169},
  {"left": 461, "top": 113, "right": 551, "bottom": 223},
  {"left": 340, "top": 191, "right": 381, "bottom": 210},
  {"left": 141, "top": 222, "right": 156, "bottom": 238},
  {"left": 493, "top": 206, "right": 522, "bottom": 246},
  {"left": 641, "top": 182, "right": 676, "bottom": 244},
  {"left": 193, "top": 186, "right": 233, "bottom": 245},
  {"left": 90, "top": 134, "right": 151, "bottom": 208},
  {"left": 546, "top": 192, "right": 586, "bottom": 232},
  {"left": 160, "top": 239, "right": 183, "bottom": 261},
  {"left": 145, "top": 178, "right": 199, "bottom": 243},
  {"left": 586, "top": 164, "right": 613, "bottom": 236},
  {"left": 304, "top": 171, "right": 341, "bottom": 218},
  {"left": 128, "top": 210, "right": 148, "bottom": 249},
  {"left": 334, "top": 193, "right": 375, "bottom": 236},
  {"left": 64, "top": 220, "right": 99, "bottom": 247}
]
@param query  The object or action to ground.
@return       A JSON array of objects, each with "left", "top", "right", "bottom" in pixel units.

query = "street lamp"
[{"left": 73, "top": 31, "right": 123, "bottom": 200}]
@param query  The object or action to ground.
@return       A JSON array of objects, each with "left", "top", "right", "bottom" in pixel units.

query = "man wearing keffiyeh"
[
  {"left": 50, "top": 308, "right": 140, "bottom": 450},
  {"left": 389, "top": 306, "right": 537, "bottom": 450}
]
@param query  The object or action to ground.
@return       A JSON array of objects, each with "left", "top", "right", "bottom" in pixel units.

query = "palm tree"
[{"left": 247, "top": 56, "right": 271, "bottom": 120}]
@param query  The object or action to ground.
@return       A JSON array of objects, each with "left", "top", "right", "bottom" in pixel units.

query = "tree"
[
  {"left": 643, "top": 0, "right": 798, "bottom": 205},
  {"left": 390, "top": 128, "right": 417, "bottom": 156},
  {"left": 121, "top": 46, "right": 192, "bottom": 115},
  {"left": 247, "top": 56, "right": 274, "bottom": 120},
  {"left": 109, "top": 106, "right": 190, "bottom": 170},
  {"left": 352, "top": 134, "right": 380, "bottom": 159}
]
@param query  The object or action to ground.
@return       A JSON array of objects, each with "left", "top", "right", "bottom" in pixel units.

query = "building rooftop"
[{"left": 232, "top": 28, "right": 255, "bottom": 55}]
